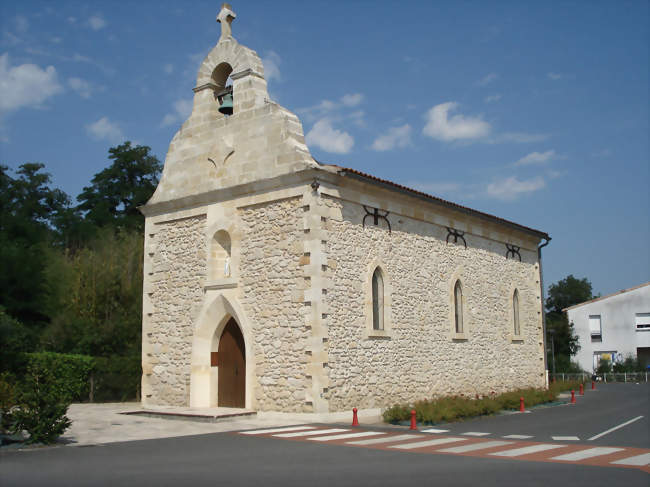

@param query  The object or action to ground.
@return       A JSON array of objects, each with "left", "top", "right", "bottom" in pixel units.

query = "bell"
[{"left": 218, "top": 93, "right": 233, "bottom": 115}]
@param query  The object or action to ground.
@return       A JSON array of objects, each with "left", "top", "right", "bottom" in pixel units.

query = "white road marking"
[
  {"left": 346, "top": 434, "right": 419, "bottom": 446},
  {"left": 611, "top": 453, "right": 650, "bottom": 466},
  {"left": 389, "top": 437, "right": 466, "bottom": 450},
  {"left": 588, "top": 415, "right": 644, "bottom": 441},
  {"left": 503, "top": 435, "right": 533, "bottom": 439},
  {"left": 462, "top": 432, "right": 491, "bottom": 437},
  {"left": 273, "top": 428, "right": 348, "bottom": 438},
  {"left": 490, "top": 444, "right": 566, "bottom": 457},
  {"left": 421, "top": 428, "right": 449, "bottom": 433},
  {"left": 551, "top": 436, "right": 580, "bottom": 441},
  {"left": 438, "top": 440, "right": 513, "bottom": 453},
  {"left": 241, "top": 426, "right": 315, "bottom": 435},
  {"left": 308, "top": 431, "right": 385, "bottom": 442},
  {"left": 551, "top": 447, "right": 624, "bottom": 461}
]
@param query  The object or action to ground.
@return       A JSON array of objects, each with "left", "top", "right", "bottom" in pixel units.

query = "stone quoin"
[{"left": 139, "top": 4, "right": 551, "bottom": 414}]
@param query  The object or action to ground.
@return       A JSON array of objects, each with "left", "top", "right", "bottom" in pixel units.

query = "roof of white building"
[{"left": 563, "top": 281, "right": 650, "bottom": 312}]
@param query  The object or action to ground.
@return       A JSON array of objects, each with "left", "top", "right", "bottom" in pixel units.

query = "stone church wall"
[
  {"left": 322, "top": 195, "right": 545, "bottom": 412},
  {"left": 238, "top": 196, "right": 311, "bottom": 412},
  {"left": 146, "top": 215, "right": 207, "bottom": 406}
]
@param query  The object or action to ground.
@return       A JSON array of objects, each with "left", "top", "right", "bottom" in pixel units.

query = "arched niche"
[
  {"left": 209, "top": 230, "right": 232, "bottom": 280},
  {"left": 212, "top": 62, "right": 233, "bottom": 89}
]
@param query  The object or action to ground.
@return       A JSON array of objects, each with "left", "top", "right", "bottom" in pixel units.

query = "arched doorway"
[{"left": 217, "top": 318, "right": 245, "bottom": 407}]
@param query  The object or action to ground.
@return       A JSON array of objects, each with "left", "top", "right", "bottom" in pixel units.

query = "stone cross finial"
[{"left": 217, "top": 3, "right": 236, "bottom": 40}]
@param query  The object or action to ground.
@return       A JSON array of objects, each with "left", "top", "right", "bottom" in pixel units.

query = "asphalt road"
[{"left": 1, "top": 383, "right": 647, "bottom": 487}]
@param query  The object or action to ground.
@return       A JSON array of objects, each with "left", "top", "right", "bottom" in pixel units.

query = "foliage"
[
  {"left": 0, "top": 164, "right": 70, "bottom": 331},
  {"left": 612, "top": 355, "right": 646, "bottom": 373},
  {"left": 76, "top": 141, "right": 161, "bottom": 231},
  {"left": 0, "top": 372, "right": 17, "bottom": 434},
  {"left": 383, "top": 380, "right": 585, "bottom": 424},
  {"left": 544, "top": 275, "right": 594, "bottom": 370},
  {"left": 545, "top": 275, "right": 594, "bottom": 314},
  {"left": 596, "top": 358, "right": 612, "bottom": 375},
  {"left": 92, "top": 355, "right": 141, "bottom": 402},
  {"left": 0, "top": 307, "right": 30, "bottom": 374},
  {"left": 551, "top": 355, "right": 584, "bottom": 374},
  {"left": 12, "top": 360, "right": 73, "bottom": 444},
  {"left": 25, "top": 352, "right": 95, "bottom": 402},
  {"left": 41, "top": 229, "right": 143, "bottom": 357}
]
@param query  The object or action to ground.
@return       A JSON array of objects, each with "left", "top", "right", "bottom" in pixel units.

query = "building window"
[
  {"left": 513, "top": 289, "right": 521, "bottom": 336},
  {"left": 454, "top": 280, "right": 463, "bottom": 334},
  {"left": 635, "top": 313, "right": 650, "bottom": 331},
  {"left": 209, "top": 230, "right": 232, "bottom": 280},
  {"left": 372, "top": 267, "right": 384, "bottom": 330},
  {"left": 589, "top": 315, "right": 602, "bottom": 342}
]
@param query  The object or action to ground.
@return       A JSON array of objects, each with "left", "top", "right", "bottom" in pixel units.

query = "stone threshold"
[{"left": 121, "top": 407, "right": 256, "bottom": 423}]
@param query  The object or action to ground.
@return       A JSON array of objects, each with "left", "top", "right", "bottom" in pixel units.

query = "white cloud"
[
  {"left": 163, "top": 63, "right": 174, "bottom": 74},
  {"left": 371, "top": 124, "right": 412, "bottom": 151},
  {"left": 68, "top": 77, "right": 92, "bottom": 98},
  {"left": 514, "top": 150, "right": 556, "bottom": 166},
  {"left": 341, "top": 93, "right": 364, "bottom": 107},
  {"left": 86, "top": 116, "right": 124, "bottom": 143},
  {"left": 299, "top": 93, "right": 365, "bottom": 120},
  {"left": 262, "top": 51, "right": 281, "bottom": 82},
  {"left": 422, "top": 102, "right": 491, "bottom": 142},
  {"left": 87, "top": 15, "right": 106, "bottom": 30},
  {"left": 547, "top": 72, "right": 563, "bottom": 80},
  {"left": 160, "top": 98, "right": 193, "bottom": 127},
  {"left": 477, "top": 72, "right": 498, "bottom": 86},
  {"left": 0, "top": 53, "right": 63, "bottom": 113},
  {"left": 484, "top": 94, "right": 502, "bottom": 103},
  {"left": 67, "top": 17, "right": 77, "bottom": 24},
  {"left": 50, "top": 36, "right": 63, "bottom": 44},
  {"left": 306, "top": 119, "right": 354, "bottom": 154},
  {"left": 486, "top": 176, "right": 545, "bottom": 200}
]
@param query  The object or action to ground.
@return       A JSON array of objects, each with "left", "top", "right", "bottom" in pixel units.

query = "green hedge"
[
  {"left": 20, "top": 352, "right": 141, "bottom": 403},
  {"left": 92, "top": 355, "right": 141, "bottom": 402},
  {"left": 25, "top": 352, "right": 94, "bottom": 403},
  {"left": 383, "top": 380, "right": 586, "bottom": 425}
]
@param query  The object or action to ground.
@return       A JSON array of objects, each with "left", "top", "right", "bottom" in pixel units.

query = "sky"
[{"left": 0, "top": 0, "right": 648, "bottom": 298}]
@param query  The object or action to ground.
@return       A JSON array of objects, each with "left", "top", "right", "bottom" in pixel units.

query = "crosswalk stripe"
[
  {"left": 491, "top": 444, "right": 566, "bottom": 457},
  {"left": 462, "top": 432, "right": 491, "bottom": 437},
  {"left": 421, "top": 428, "right": 449, "bottom": 433},
  {"left": 438, "top": 440, "right": 513, "bottom": 453},
  {"left": 611, "top": 453, "right": 650, "bottom": 466},
  {"left": 551, "top": 447, "right": 624, "bottom": 461},
  {"left": 273, "top": 428, "right": 348, "bottom": 438},
  {"left": 389, "top": 437, "right": 466, "bottom": 450},
  {"left": 241, "top": 426, "right": 315, "bottom": 435},
  {"left": 346, "top": 434, "right": 419, "bottom": 446},
  {"left": 308, "top": 431, "right": 385, "bottom": 442},
  {"left": 503, "top": 434, "right": 533, "bottom": 439},
  {"left": 552, "top": 436, "right": 580, "bottom": 441}
]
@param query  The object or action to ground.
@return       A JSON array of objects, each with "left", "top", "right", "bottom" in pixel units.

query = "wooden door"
[{"left": 218, "top": 318, "right": 246, "bottom": 407}]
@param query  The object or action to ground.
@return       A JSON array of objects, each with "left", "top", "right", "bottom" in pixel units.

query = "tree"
[
  {"left": 546, "top": 275, "right": 594, "bottom": 315},
  {"left": 0, "top": 164, "right": 71, "bottom": 333},
  {"left": 545, "top": 275, "right": 594, "bottom": 372},
  {"left": 76, "top": 142, "right": 162, "bottom": 231}
]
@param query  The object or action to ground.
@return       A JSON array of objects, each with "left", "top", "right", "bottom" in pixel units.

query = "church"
[{"left": 140, "top": 4, "right": 551, "bottom": 414}]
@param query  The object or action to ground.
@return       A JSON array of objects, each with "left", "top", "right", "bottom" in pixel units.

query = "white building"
[{"left": 566, "top": 282, "right": 650, "bottom": 372}]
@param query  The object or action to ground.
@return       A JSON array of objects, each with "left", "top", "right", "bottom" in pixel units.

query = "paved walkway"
[{"left": 62, "top": 403, "right": 309, "bottom": 446}]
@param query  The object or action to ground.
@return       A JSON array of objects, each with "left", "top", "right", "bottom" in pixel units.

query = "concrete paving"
[{"left": 61, "top": 403, "right": 308, "bottom": 446}]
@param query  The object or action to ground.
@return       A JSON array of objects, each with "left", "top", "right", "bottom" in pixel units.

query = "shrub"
[
  {"left": 92, "top": 355, "right": 141, "bottom": 402},
  {"left": 12, "top": 361, "right": 72, "bottom": 444},
  {"left": 0, "top": 372, "right": 17, "bottom": 434},
  {"left": 25, "top": 352, "right": 94, "bottom": 402},
  {"left": 382, "top": 381, "right": 586, "bottom": 425}
]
